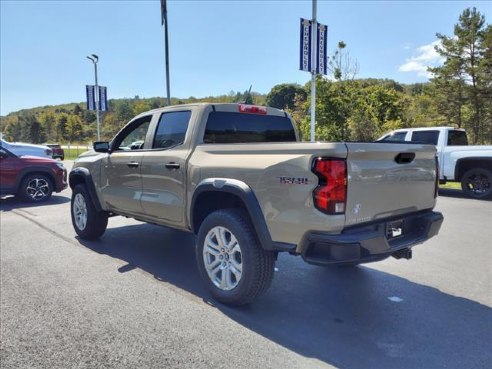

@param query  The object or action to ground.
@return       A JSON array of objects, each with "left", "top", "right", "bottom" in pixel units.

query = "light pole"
[
  {"left": 161, "top": 0, "right": 171, "bottom": 105},
  {"left": 86, "top": 54, "right": 100, "bottom": 141},
  {"left": 310, "top": 0, "right": 317, "bottom": 142}
]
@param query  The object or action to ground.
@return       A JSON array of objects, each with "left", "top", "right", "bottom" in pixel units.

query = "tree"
[
  {"left": 83, "top": 110, "right": 96, "bottom": 123},
  {"left": 478, "top": 25, "right": 492, "bottom": 142},
  {"left": 266, "top": 83, "right": 307, "bottom": 110},
  {"left": 39, "top": 111, "right": 57, "bottom": 142},
  {"left": 115, "top": 100, "right": 134, "bottom": 123},
  {"left": 327, "top": 41, "right": 359, "bottom": 81},
  {"left": 18, "top": 113, "right": 45, "bottom": 143},
  {"left": 348, "top": 108, "right": 379, "bottom": 142},
  {"left": 3, "top": 116, "right": 21, "bottom": 141},
  {"left": 430, "top": 7, "right": 490, "bottom": 143},
  {"left": 56, "top": 113, "right": 68, "bottom": 141},
  {"left": 133, "top": 100, "right": 152, "bottom": 116},
  {"left": 65, "top": 115, "right": 84, "bottom": 143},
  {"left": 73, "top": 104, "right": 83, "bottom": 117}
]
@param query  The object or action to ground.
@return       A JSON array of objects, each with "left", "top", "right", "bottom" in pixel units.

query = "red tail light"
[
  {"left": 312, "top": 158, "right": 347, "bottom": 214},
  {"left": 238, "top": 104, "right": 267, "bottom": 115}
]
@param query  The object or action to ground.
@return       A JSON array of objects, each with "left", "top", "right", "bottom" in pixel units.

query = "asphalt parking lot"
[{"left": 1, "top": 161, "right": 491, "bottom": 369}]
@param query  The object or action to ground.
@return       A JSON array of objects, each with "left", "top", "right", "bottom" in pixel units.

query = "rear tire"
[
  {"left": 461, "top": 168, "right": 492, "bottom": 199},
  {"left": 196, "top": 209, "right": 275, "bottom": 306},
  {"left": 71, "top": 184, "right": 108, "bottom": 240},
  {"left": 20, "top": 173, "right": 53, "bottom": 202}
]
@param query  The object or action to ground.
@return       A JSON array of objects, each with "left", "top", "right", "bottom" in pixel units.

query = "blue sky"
[{"left": 1, "top": 0, "right": 490, "bottom": 115}]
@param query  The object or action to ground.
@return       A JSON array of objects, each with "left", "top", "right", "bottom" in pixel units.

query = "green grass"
[
  {"left": 439, "top": 181, "right": 462, "bottom": 190},
  {"left": 62, "top": 146, "right": 91, "bottom": 160}
]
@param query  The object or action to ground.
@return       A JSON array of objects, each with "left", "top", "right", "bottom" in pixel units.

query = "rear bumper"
[{"left": 300, "top": 210, "right": 443, "bottom": 266}]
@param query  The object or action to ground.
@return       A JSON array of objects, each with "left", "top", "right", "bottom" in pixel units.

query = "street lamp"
[{"left": 87, "top": 54, "right": 100, "bottom": 141}]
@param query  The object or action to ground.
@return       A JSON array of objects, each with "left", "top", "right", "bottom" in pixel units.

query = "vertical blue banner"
[
  {"left": 316, "top": 24, "right": 328, "bottom": 75},
  {"left": 299, "top": 18, "right": 312, "bottom": 72},
  {"left": 86, "top": 85, "right": 96, "bottom": 111},
  {"left": 98, "top": 86, "right": 108, "bottom": 111}
]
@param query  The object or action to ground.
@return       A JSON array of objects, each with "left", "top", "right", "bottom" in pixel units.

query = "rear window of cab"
[{"left": 203, "top": 112, "right": 296, "bottom": 144}]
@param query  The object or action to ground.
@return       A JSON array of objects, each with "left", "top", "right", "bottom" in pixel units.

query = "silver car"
[{"left": 0, "top": 135, "right": 52, "bottom": 158}]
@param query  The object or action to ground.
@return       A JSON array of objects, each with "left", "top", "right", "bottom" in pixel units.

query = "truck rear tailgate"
[{"left": 345, "top": 143, "right": 437, "bottom": 227}]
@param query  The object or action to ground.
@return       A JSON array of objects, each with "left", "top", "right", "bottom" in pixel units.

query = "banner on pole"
[
  {"left": 86, "top": 85, "right": 96, "bottom": 111},
  {"left": 98, "top": 86, "right": 108, "bottom": 111},
  {"left": 316, "top": 24, "right": 328, "bottom": 75},
  {"left": 299, "top": 18, "right": 312, "bottom": 72}
]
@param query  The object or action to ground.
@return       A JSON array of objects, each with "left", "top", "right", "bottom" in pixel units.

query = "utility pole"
[
  {"left": 86, "top": 54, "right": 100, "bottom": 141},
  {"left": 161, "top": 0, "right": 171, "bottom": 106},
  {"left": 310, "top": 0, "right": 317, "bottom": 143}
]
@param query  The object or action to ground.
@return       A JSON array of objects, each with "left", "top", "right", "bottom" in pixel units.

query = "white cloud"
[{"left": 398, "top": 40, "right": 444, "bottom": 78}]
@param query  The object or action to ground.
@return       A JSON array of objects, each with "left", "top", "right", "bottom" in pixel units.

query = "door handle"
[
  {"left": 127, "top": 161, "right": 140, "bottom": 168},
  {"left": 165, "top": 162, "right": 180, "bottom": 169},
  {"left": 395, "top": 153, "right": 415, "bottom": 164}
]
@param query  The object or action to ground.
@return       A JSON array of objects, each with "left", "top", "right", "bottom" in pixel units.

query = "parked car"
[
  {"left": 70, "top": 103, "right": 443, "bottom": 305},
  {"left": 378, "top": 127, "right": 492, "bottom": 199},
  {"left": 0, "top": 134, "right": 53, "bottom": 159},
  {"left": 0, "top": 146, "right": 67, "bottom": 202},
  {"left": 45, "top": 144, "right": 65, "bottom": 160}
]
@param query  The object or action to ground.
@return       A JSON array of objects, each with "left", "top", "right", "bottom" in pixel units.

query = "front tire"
[
  {"left": 196, "top": 209, "right": 275, "bottom": 306},
  {"left": 71, "top": 184, "right": 108, "bottom": 240},
  {"left": 461, "top": 168, "right": 492, "bottom": 199},
  {"left": 20, "top": 173, "right": 53, "bottom": 202}
]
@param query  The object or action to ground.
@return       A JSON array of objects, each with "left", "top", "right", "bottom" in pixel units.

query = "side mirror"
[{"left": 93, "top": 141, "right": 110, "bottom": 153}]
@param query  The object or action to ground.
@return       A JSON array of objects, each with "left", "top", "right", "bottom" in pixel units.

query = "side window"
[
  {"left": 447, "top": 130, "right": 468, "bottom": 146},
  {"left": 113, "top": 115, "right": 152, "bottom": 151},
  {"left": 381, "top": 131, "right": 407, "bottom": 142},
  {"left": 411, "top": 131, "right": 439, "bottom": 145},
  {"left": 153, "top": 111, "right": 191, "bottom": 149}
]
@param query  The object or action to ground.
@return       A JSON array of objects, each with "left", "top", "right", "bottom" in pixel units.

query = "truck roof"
[
  {"left": 133, "top": 103, "right": 287, "bottom": 120},
  {"left": 391, "top": 126, "right": 465, "bottom": 133}
]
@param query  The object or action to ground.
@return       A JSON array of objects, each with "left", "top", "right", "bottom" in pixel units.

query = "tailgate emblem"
[
  {"left": 279, "top": 176, "right": 309, "bottom": 185},
  {"left": 352, "top": 204, "right": 361, "bottom": 215}
]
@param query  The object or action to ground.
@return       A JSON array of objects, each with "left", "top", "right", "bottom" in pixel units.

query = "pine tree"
[{"left": 430, "top": 7, "right": 490, "bottom": 143}]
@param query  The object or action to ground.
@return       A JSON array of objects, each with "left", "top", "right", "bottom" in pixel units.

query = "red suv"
[
  {"left": 0, "top": 146, "right": 67, "bottom": 202},
  {"left": 45, "top": 144, "right": 65, "bottom": 160}
]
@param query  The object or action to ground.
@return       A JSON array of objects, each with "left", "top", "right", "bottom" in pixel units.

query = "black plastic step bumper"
[{"left": 300, "top": 210, "right": 443, "bottom": 266}]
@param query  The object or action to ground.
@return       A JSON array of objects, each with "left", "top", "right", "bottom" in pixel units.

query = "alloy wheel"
[
  {"left": 203, "top": 226, "right": 243, "bottom": 291},
  {"left": 73, "top": 193, "right": 88, "bottom": 230}
]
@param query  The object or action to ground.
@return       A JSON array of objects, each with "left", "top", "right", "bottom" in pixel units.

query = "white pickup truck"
[{"left": 379, "top": 127, "right": 492, "bottom": 199}]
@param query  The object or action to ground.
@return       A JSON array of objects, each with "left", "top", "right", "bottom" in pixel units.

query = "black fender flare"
[
  {"left": 191, "top": 178, "right": 282, "bottom": 251},
  {"left": 69, "top": 167, "right": 103, "bottom": 212},
  {"left": 454, "top": 157, "right": 492, "bottom": 181}
]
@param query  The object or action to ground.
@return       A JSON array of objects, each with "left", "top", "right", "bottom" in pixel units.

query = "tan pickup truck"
[{"left": 69, "top": 103, "right": 443, "bottom": 305}]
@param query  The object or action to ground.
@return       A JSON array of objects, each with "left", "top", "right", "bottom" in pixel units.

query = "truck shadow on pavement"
[
  {"left": 78, "top": 223, "right": 491, "bottom": 369},
  {"left": 438, "top": 188, "right": 492, "bottom": 201},
  {"left": 0, "top": 195, "right": 70, "bottom": 212}
]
